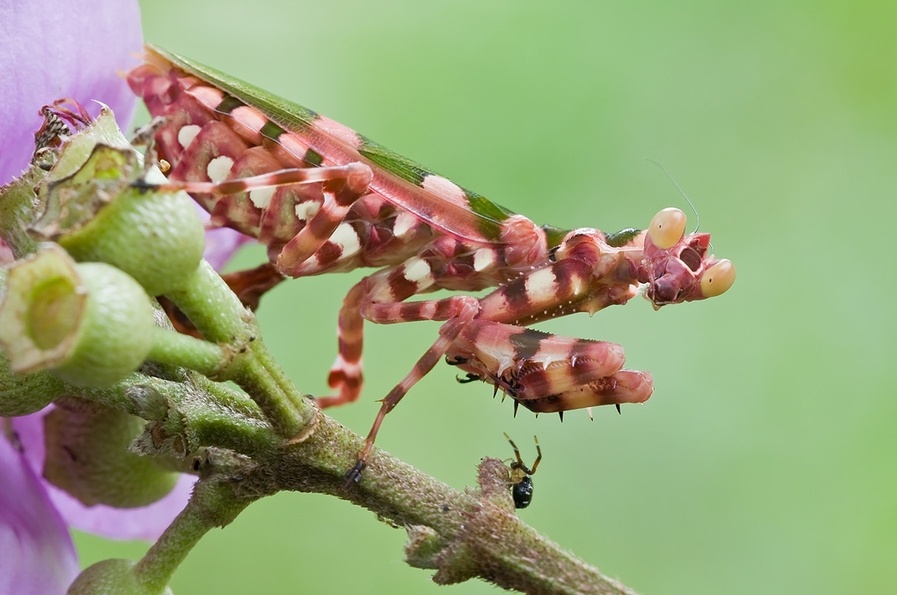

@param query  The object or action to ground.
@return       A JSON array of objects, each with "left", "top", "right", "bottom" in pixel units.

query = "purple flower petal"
[
  {"left": 0, "top": 0, "right": 144, "bottom": 185},
  {"left": 0, "top": 426, "right": 79, "bottom": 595},
  {"left": 1, "top": 0, "right": 251, "bottom": 575},
  {"left": 13, "top": 410, "right": 195, "bottom": 542},
  {"left": 0, "top": 238, "right": 13, "bottom": 266},
  {"left": 0, "top": 0, "right": 191, "bottom": 543},
  {"left": 51, "top": 473, "right": 196, "bottom": 542}
]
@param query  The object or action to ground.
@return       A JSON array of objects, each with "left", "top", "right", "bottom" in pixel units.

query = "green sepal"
[
  {"left": 28, "top": 108, "right": 206, "bottom": 296},
  {"left": 0, "top": 245, "right": 156, "bottom": 387},
  {"left": 68, "top": 559, "right": 174, "bottom": 595},
  {"left": 43, "top": 398, "right": 179, "bottom": 508}
]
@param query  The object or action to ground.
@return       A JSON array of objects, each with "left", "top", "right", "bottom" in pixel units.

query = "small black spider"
[{"left": 504, "top": 433, "right": 541, "bottom": 509}]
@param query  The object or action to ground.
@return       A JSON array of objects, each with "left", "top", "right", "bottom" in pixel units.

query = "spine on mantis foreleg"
[{"left": 446, "top": 320, "right": 654, "bottom": 415}]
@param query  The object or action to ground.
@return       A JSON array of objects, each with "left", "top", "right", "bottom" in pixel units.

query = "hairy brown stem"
[{"left": 143, "top": 371, "right": 637, "bottom": 593}]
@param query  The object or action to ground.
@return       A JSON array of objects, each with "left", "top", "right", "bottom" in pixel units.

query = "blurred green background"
[{"left": 76, "top": 1, "right": 896, "bottom": 592}]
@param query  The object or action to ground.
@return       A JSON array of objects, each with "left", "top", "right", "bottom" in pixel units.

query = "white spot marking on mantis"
[
  {"left": 177, "top": 125, "right": 201, "bottom": 149},
  {"left": 249, "top": 187, "right": 276, "bottom": 209},
  {"left": 403, "top": 257, "right": 434, "bottom": 288},
  {"left": 331, "top": 223, "right": 361, "bottom": 258},
  {"left": 473, "top": 248, "right": 496, "bottom": 272},
  {"left": 525, "top": 267, "right": 558, "bottom": 305},
  {"left": 313, "top": 116, "right": 362, "bottom": 148},
  {"left": 206, "top": 156, "right": 234, "bottom": 183},
  {"left": 421, "top": 175, "right": 469, "bottom": 208},
  {"left": 393, "top": 211, "right": 418, "bottom": 238},
  {"left": 294, "top": 200, "right": 321, "bottom": 221}
]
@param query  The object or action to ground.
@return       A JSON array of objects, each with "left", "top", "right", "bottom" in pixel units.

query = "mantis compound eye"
[
  {"left": 647, "top": 207, "right": 687, "bottom": 250},
  {"left": 700, "top": 259, "right": 735, "bottom": 298}
]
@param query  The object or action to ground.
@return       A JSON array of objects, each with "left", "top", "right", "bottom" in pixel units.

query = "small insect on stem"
[{"left": 504, "top": 433, "right": 542, "bottom": 509}]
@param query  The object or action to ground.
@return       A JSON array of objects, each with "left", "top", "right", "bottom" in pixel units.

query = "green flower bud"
[
  {"left": 30, "top": 108, "right": 206, "bottom": 296},
  {"left": 68, "top": 559, "right": 173, "bottom": 595},
  {"left": 0, "top": 245, "right": 155, "bottom": 387},
  {"left": 44, "top": 399, "right": 179, "bottom": 508}
]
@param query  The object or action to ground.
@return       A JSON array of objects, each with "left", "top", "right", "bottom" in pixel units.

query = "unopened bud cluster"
[{"left": 0, "top": 107, "right": 206, "bottom": 388}]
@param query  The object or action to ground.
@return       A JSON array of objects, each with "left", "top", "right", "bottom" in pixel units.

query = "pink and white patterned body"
[{"left": 127, "top": 47, "right": 735, "bottom": 480}]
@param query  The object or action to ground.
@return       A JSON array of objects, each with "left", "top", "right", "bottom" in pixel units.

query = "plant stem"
[
  {"left": 147, "top": 328, "right": 225, "bottom": 377},
  {"left": 163, "top": 261, "right": 247, "bottom": 345},
  {"left": 127, "top": 368, "right": 635, "bottom": 593},
  {"left": 164, "top": 261, "right": 315, "bottom": 438},
  {"left": 197, "top": 406, "right": 637, "bottom": 594},
  {"left": 132, "top": 478, "right": 254, "bottom": 592}
]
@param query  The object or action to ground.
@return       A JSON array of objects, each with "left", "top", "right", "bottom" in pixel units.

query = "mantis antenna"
[{"left": 646, "top": 159, "right": 701, "bottom": 234}]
